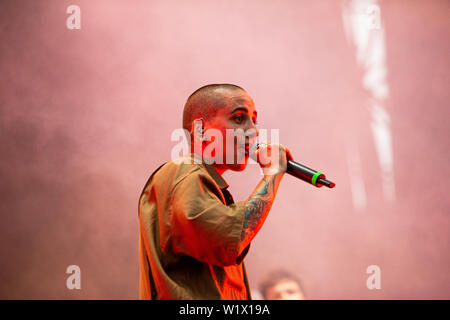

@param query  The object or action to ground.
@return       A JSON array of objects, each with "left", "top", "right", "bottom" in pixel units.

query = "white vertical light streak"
[
  {"left": 346, "top": 139, "right": 367, "bottom": 210},
  {"left": 342, "top": 0, "right": 396, "bottom": 205}
]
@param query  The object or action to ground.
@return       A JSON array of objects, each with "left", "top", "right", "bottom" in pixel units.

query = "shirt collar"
[{"left": 188, "top": 153, "right": 229, "bottom": 189}]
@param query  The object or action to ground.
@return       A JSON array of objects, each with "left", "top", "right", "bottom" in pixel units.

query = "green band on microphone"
[{"left": 311, "top": 172, "right": 323, "bottom": 187}]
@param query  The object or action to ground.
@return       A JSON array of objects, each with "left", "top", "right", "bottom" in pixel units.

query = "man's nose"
[{"left": 245, "top": 123, "right": 259, "bottom": 139}]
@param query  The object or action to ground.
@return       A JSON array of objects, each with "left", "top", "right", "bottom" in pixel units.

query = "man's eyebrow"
[{"left": 230, "top": 107, "right": 249, "bottom": 114}]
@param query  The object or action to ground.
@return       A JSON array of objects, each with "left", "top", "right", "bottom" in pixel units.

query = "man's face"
[
  {"left": 203, "top": 89, "right": 258, "bottom": 171},
  {"left": 265, "top": 280, "right": 305, "bottom": 300}
]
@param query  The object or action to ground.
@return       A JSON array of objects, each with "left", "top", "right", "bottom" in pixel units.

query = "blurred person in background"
[{"left": 259, "top": 269, "right": 306, "bottom": 300}]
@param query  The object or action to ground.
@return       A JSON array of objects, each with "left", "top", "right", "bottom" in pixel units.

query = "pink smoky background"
[{"left": 0, "top": 0, "right": 448, "bottom": 299}]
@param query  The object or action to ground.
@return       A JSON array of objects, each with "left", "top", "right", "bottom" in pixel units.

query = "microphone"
[
  {"left": 252, "top": 143, "right": 335, "bottom": 189},
  {"left": 287, "top": 160, "right": 335, "bottom": 188}
]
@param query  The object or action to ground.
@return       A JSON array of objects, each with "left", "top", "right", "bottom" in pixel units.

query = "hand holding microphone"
[
  {"left": 250, "top": 142, "right": 335, "bottom": 189},
  {"left": 249, "top": 142, "right": 292, "bottom": 176}
]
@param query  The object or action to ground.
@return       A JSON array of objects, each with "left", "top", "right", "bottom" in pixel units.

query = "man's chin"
[{"left": 229, "top": 158, "right": 248, "bottom": 172}]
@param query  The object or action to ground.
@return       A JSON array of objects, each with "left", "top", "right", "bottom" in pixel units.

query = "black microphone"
[
  {"left": 252, "top": 143, "right": 335, "bottom": 188},
  {"left": 287, "top": 160, "right": 335, "bottom": 188}
]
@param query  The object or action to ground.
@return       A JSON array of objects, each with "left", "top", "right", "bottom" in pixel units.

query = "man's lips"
[{"left": 237, "top": 144, "right": 250, "bottom": 156}]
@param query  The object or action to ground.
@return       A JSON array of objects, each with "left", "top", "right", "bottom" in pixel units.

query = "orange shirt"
[{"left": 138, "top": 153, "right": 251, "bottom": 299}]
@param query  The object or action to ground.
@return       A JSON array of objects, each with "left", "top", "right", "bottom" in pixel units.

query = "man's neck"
[{"left": 191, "top": 150, "right": 228, "bottom": 176}]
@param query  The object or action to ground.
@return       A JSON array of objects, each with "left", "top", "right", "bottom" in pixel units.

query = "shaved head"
[
  {"left": 181, "top": 83, "right": 258, "bottom": 172},
  {"left": 183, "top": 83, "right": 246, "bottom": 133}
]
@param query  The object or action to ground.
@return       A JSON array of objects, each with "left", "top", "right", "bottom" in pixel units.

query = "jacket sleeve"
[{"left": 169, "top": 168, "right": 249, "bottom": 267}]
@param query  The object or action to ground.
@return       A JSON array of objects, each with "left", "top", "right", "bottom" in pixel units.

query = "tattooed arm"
[
  {"left": 238, "top": 143, "right": 292, "bottom": 253},
  {"left": 239, "top": 173, "right": 284, "bottom": 251}
]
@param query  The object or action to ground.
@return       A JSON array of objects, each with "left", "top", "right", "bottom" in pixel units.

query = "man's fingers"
[{"left": 285, "top": 147, "right": 293, "bottom": 162}]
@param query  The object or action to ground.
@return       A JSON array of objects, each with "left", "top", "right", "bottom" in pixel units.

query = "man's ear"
[{"left": 192, "top": 118, "right": 204, "bottom": 140}]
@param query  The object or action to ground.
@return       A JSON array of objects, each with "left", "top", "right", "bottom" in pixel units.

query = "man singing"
[{"left": 138, "top": 83, "right": 292, "bottom": 299}]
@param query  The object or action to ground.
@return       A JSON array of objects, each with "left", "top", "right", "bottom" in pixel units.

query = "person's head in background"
[{"left": 259, "top": 269, "right": 306, "bottom": 300}]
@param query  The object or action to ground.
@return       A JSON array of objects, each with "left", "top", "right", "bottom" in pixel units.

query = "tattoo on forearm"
[
  {"left": 254, "top": 180, "right": 269, "bottom": 197},
  {"left": 240, "top": 178, "right": 274, "bottom": 242}
]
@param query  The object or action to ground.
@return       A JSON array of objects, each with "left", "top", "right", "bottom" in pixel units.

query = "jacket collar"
[{"left": 189, "top": 153, "right": 229, "bottom": 189}]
